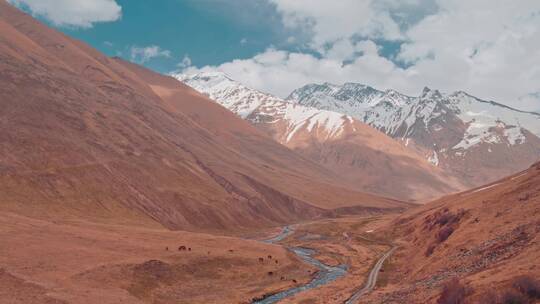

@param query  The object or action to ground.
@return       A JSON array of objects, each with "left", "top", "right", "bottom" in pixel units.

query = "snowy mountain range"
[
  {"left": 174, "top": 71, "right": 540, "bottom": 195},
  {"left": 174, "top": 72, "right": 473, "bottom": 202},
  {"left": 288, "top": 83, "right": 540, "bottom": 152},
  {"left": 288, "top": 82, "right": 540, "bottom": 185},
  {"left": 175, "top": 72, "right": 354, "bottom": 144}
]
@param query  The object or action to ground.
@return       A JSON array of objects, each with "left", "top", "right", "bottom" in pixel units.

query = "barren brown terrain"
[
  {"left": 0, "top": 0, "right": 406, "bottom": 234},
  {"left": 1, "top": 1, "right": 538, "bottom": 304},
  {"left": 358, "top": 162, "right": 540, "bottom": 303},
  {"left": 0, "top": 211, "right": 316, "bottom": 304},
  {"left": 283, "top": 120, "right": 467, "bottom": 203},
  {"left": 0, "top": 2, "right": 410, "bottom": 303}
]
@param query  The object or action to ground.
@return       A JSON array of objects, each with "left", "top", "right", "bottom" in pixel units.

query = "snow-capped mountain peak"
[
  {"left": 173, "top": 73, "right": 540, "bottom": 198},
  {"left": 288, "top": 82, "right": 540, "bottom": 151},
  {"left": 287, "top": 81, "right": 540, "bottom": 187},
  {"left": 172, "top": 72, "right": 355, "bottom": 143}
]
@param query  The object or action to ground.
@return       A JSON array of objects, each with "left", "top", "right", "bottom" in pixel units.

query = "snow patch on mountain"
[
  {"left": 428, "top": 151, "right": 439, "bottom": 166},
  {"left": 172, "top": 72, "right": 353, "bottom": 143},
  {"left": 288, "top": 84, "right": 540, "bottom": 151}
]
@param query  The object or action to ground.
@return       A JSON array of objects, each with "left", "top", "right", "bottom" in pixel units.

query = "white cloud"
[
  {"left": 130, "top": 45, "right": 172, "bottom": 63},
  {"left": 393, "top": 0, "right": 540, "bottom": 110},
  {"left": 270, "top": 0, "right": 404, "bottom": 48},
  {"left": 240, "top": 38, "right": 248, "bottom": 45},
  {"left": 7, "top": 0, "right": 122, "bottom": 28},
  {"left": 181, "top": 0, "right": 540, "bottom": 111},
  {"left": 177, "top": 55, "right": 192, "bottom": 68},
  {"left": 182, "top": 45, "right": 410, "bottom": 98}
]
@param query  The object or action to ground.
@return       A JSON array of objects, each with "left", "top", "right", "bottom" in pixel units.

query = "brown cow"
[
  {"left": 258, "top": 257, "right": 264, "bottom": 263},
  {"left": 178, "top": 246, "right": 187, "bottom": 251}
]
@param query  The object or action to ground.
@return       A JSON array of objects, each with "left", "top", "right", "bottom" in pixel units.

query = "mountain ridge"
[
  {"left": 175, "top": 71, "right": 469, "bottom": 202},
  {"left": 0, "top": 1, "right": 405, "bottom": 233},
  {"left": 288, "top": 81, "right": 540, "bottom": 187}
]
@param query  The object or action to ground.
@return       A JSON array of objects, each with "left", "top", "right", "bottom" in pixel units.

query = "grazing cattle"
[
  {"left": 280, "top": 276, "right": 285, "bottom": 280},
  {"left": 267, "top": 271, "right": 273, "bottom": 276},
  {"left": 292, "top": 279, "right": 297, "bottom": 283},
  {"left": 188, "top": 247, "right": 192, "bottom": 251},
  {"left": 275, "top": 260, "right": 278, "bottom": 264},
  {"left": 178, "top": 246, "right": 187, "bottom": 251},
  {"left": 165, "top": 247, "right": 169, "bottom": 251},
  {"left": 228, "top": 249, "right": 234, "bottom": 253},
  {"left": 258, "top": 257, "right": 264, "bottom": 263},
  {"left": 267, "top": 255, "right": 272, "bottom": 259}
]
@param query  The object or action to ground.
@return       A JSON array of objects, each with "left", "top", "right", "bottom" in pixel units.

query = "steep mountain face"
[
  {"left": 176, "top": 72, "right": 467, "bottom": 202},
  {"left": 368, "top": 162, "right": 540, "bottom": 303},
  {"left": 0, "top": 1, "right": 406, "bottom": 232},
  {"left": 175, "top": 72, "right": 356, "bottom": 144},
  {"left": 289, "top": 83, "right": 540, "bottom": 186}
]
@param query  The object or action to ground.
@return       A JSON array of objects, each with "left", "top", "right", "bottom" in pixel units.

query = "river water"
[{"left": 253, "top": 226, "right": 348, "bottom": 304}]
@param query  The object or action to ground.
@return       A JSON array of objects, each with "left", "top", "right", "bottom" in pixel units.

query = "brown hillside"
[
  {"left": 364, "top": 161, "right": 540, "bottom": 303},
  {"left": 0, "top": 1, "right": 406, "bottom": 233}
]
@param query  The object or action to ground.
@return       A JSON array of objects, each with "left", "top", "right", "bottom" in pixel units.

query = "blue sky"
[
  {"left": 7, "top": 0, "right": 540, "bottom": 111},
  {"left": 57, "top": 0, "right": 300, "bottom": 73},
  {"left": 10, "top": 0, "right": 406, "bottom": 74}
]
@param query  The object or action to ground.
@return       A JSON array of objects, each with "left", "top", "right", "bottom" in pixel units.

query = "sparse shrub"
[
  {"left": 426, "top": 208, "right": 467, "bottom": 230},
  {"left": 518, "top": 193, "right": 530, "bottom": 202},
  {"left": 425, "top": 243, "right": 436, "bottom": 257},
  {"left": 475, "top": 276, "right": 540, "bottom": 304},
  {"left": 436, "top": 212, "right": 454, "bottom": 226},
  {"left": 437, "top": 278, "right": 467, "bottom": 304},
  {"left": 499, "top": 289, "right": 528, "bottom": 304},
  {"left": 512, "top": 275, "right": 540, "bottom": 299},
  {"left": 476, "top": 290, "right": 498, "bottom": 303},
  {"left": 438, "top": 226, "right": 455, "bottom": 243}
]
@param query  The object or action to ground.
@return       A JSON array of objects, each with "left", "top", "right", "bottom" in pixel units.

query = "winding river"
[{"left": 253, "top": 226, "right": 348, "bottom": 304}]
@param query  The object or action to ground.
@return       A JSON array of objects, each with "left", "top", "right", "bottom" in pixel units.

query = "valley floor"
[
  {"left": 0, "top": 211, "right": 401, "bottom": 304},
  {"left": 255, "top": 215, "right": 398, "bottom": 304},
  {"left": 3, "top": 191, "right": 537, "bottom": 304},
  {"left": 0, "top": 211, "right": 315, "bottom": 304}
]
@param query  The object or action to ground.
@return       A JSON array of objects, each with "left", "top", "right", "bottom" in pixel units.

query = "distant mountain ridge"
[
  {"left": 175, "top": 72, "right": 355, "bottom": 143},
  {"left": 0, "top": 0, "right": 411, "bottom": 233},
  {"left": 175, "top": 72, "right": 469, "bottom": 202},
  {"left": 288, "top": 83, "right": 540, "bottom": 148},
  {"left": 288, "top": 82, "right": 540, "bottom": 186}
]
